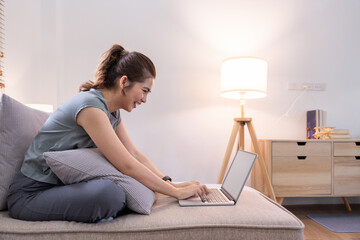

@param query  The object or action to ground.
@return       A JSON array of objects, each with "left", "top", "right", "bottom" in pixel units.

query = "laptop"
[{"left": 179, "top": 150, "right": 257, "bottom": 206}]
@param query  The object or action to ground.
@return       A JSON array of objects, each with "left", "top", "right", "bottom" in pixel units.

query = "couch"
[{"left": 0, "top": 94, "right": 304, "bottom": 240}]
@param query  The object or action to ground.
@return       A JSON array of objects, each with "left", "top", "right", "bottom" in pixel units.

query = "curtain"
[{"left": 0, "top": 0, "right": 4, "bottom": 90}]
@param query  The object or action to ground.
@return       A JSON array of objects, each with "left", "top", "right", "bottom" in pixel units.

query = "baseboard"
[{"left": 283, "top": 203, "right": 360, "bottom": 212}]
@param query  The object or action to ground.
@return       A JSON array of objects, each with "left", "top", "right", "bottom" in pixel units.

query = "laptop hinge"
[{"left": 220, "top": 188, "right": 234, "bottom": 202}]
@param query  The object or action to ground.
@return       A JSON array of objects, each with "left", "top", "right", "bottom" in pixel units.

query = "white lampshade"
[{"left": 220, "top": 57, "right": 267, "bottom": 100}]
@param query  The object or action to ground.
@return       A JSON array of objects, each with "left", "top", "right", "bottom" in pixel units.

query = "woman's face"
[{"left": 122, "top": 77, "right": 154, "bottom": 112}]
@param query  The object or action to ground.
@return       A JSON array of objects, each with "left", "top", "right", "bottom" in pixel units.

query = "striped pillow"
[{"left": 44, "top": 148, "right": 155, "bottom": 215}]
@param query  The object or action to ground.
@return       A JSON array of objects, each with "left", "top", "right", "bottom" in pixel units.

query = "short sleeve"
[{"left": 74, "top": 94, "right": 108, "bottom": 123}]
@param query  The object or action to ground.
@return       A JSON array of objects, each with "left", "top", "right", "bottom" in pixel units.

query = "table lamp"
[
  {"left": 220, "top": 57, "right": 267, "bottom": 117},
  {"left": 217, "top": 57, "right": 276, "bottom": 201}
]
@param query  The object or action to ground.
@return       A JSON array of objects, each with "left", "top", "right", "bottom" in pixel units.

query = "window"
[{"left": 0, "top": 0, "right": 4, "bottom": 90}]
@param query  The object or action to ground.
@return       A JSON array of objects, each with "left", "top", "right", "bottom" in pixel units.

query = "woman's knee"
[{"left": 90, "top": 179, "right": 126, "bottom": 209}]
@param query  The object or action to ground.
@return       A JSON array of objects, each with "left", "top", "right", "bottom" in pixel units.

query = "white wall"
[{"left": 5, "top": 0, "right": 360, "bottom": 204}]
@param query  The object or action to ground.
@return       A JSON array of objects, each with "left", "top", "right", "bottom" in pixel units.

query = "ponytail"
[
  {"left": 78, "top": 80, "right": 94, "bottom": 92},
  {"left": 79, "top": 44, "right": 156, "bottom": 92}
]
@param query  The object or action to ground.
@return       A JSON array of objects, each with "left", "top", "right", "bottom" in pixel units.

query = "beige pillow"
[
  {"left": 44, "top": 148, "right": 155, "bottom": 215},
  {"left": 0, "top": 94, "right": 49, "bottom": 210}
]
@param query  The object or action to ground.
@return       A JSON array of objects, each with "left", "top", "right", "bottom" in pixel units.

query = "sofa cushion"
[
  {"left": 0, "top": 94, "right": 49, "bottom": 210},
  {"left": 44, "top": 148, "right": 155, "bottom": 215},
  {"left": 0, "top": 187, "right": 304, "bottom": 240}
]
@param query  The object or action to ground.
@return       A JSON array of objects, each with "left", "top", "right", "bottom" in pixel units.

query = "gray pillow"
[
  {"left": 44, "top": 148, "right": 155, "bottom": 215},
  {"left": 0, "top": 94, "right": 49, "bottom": 210}
]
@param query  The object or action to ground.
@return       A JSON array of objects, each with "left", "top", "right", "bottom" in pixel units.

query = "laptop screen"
[{"left": 221, "top": 150, "right": 257, "bottom": 202}]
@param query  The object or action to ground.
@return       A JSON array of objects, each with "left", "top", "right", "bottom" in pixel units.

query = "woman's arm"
[
  {"left": 116, "top": 121, "right": 199, "bottom": 189},
  {"left": 76, "top": 107, "right": 207, "bottom": 199},
  {"left": 115, "top": 121, "right": 165, "bottom": 179},
  {"left": 116, "top": 122, "right": 202, "bottom": 188}
]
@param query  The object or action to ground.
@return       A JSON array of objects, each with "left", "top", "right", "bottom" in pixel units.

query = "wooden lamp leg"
[
  {"left": 342, "top": 197, "right": 352, "bottom": 212},
  {"left": 247, "top": 121, "right": 276, "bottom": 201},
  {"left": 277, "top": 197, "right": 284, "bottom": 205},
  {"left": 217, "top": 121, "right": 240, "bottom": 184},
  {"left": 217, "top": 118, "right": 277, "bottom": 202},
  {"left": 239, "top": 122, "right": 245, "bottom": 150}
]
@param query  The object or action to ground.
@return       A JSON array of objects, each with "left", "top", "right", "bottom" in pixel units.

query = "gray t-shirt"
[{"left": 21, "top": 89, "right": 121, "bottom": 185}]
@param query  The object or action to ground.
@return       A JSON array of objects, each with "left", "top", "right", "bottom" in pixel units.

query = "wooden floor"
[{"left": 284, "top": 204, "right": 360, "bottom": 240}]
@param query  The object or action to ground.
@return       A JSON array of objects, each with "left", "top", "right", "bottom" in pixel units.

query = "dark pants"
[{"left": 7, "top": 171, "right": 127, "bottom": 223}]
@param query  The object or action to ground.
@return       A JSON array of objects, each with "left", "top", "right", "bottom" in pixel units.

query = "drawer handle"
[
  {"left": 297, "top": 142, "right": 307, "bottom": 146},
  {"left": 356, "top": 156, "right": 360, "bottom": 160},
  {"left": 356, "top": 142, "right": 360, "bottom": 146},
  {"left": 297, "top": 156, "right": 307, "bottom": 160}
]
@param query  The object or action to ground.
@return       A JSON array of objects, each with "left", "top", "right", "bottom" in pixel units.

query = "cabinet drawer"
[
  {"left": 334, "top": 157, "right": 360, "bottom": 195},
  {"left": 272, "top": 142, "right": 331, "bottom": 156},
  {"left": 272, "top": 156, "right": 332, "bottom": 195},
  {"left": 334, "top": 142, "right": 360, "bottom": 156}
]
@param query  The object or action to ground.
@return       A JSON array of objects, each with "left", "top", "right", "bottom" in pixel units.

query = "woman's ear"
[{"left": 118, "top": 76, "right": 129, "bottom": 89}]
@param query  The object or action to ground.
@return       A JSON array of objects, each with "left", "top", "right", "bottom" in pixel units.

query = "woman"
[{"left": 7, "top": 44, "right": 208, "bottom": 223}]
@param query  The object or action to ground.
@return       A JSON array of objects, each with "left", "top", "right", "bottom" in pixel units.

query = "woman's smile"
[{"left": 133, "top": 102, "right": 141, "bottom": 108}]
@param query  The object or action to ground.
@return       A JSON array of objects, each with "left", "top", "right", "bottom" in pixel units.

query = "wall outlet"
[
  {"left": 288, "top": 82, "right": 326, "bottom": 91},
  {"left": 303, "top": 83, "right": 326, "bottom": 91}
]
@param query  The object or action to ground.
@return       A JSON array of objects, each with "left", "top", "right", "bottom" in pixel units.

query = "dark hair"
[{"left": 79, "top": 44, "right": 156, "bottom": 92}]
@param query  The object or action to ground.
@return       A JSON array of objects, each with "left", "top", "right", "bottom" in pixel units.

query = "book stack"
[
  {"left": 329, "top": 129, "right": 351, "bottom": 139},
  {"left": 306, "top": 109, "right": 327, "bottom": 139}
]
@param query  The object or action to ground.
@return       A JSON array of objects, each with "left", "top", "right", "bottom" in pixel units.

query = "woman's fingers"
[
  {"left": 176, "top": 182, "right": 209, "bottom": 200},
  {"left": 203, "top": 184, "right": 210, "bottom": 194},
  {"left": 196, "top": 184, "right": 209, "bottom": 200}
]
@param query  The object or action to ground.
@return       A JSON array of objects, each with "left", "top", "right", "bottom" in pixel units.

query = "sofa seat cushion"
[{"left": 0, "top": 187, "right": 304, "bottom": 240}]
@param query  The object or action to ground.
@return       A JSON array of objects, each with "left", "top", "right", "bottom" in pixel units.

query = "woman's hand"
[{"left": 175, "top": 182, "right": 209, "bottom": 200}]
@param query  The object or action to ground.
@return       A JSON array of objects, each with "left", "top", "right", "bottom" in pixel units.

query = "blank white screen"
[{"left": 222, "top": 150, "right": 257, "bottom": 201}]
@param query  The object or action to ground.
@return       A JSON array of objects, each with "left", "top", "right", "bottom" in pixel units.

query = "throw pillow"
[
  {"left": 0, "top": 94, "right": 49, "bottom": 210},
  {"left": 44, "top": 148, "right": 155, "bottom": 215}
]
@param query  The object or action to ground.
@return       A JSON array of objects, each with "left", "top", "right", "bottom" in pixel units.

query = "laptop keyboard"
[{"left": 201, "top": 189, "right": 229, "bottom": 203}]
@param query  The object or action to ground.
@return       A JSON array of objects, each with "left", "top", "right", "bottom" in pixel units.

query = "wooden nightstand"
[{"left": 251, "top": 139, "right": 360, "bottom": 211}]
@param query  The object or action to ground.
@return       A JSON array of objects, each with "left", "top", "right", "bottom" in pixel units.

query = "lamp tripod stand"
[{"left": 217, "top": 117, "right": 276, "bottom": 202}]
